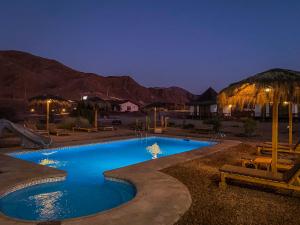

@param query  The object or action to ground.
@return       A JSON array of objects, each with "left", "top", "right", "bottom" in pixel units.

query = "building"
[
  {"left": 189, "top": 87, "right": 218, "bottom": 119},
  {"left": 222, "top": 103, "right": 299, "bottom": 119},
  {"left": 110, "top": 100, "right": 139, "bottom": 112}
]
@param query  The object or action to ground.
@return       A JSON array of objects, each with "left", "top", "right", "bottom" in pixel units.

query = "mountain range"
[{"left": 0, "top": 50, "right": 195, "bottom": 105}]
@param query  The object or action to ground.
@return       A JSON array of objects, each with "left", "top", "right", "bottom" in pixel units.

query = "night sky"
[{"left": 1, "top": 0, "right": 300, "bottom": 94}]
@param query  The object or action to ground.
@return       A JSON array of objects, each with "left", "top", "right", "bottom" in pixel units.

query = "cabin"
[
  {"left": 221, "top": 103, "right": 299, "bottom": 120},
  {"left": 188, "top": 87, "right": 218, "bottom": 119},
  {"left": 109, "top": 100, "right": 139, "bottom": 112}
]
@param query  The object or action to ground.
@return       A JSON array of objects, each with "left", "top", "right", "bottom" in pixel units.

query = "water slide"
[{"left": 0, "top": 119, "right": 52, "bottom": 148}]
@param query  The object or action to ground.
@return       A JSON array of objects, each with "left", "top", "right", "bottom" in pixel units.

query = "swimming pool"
[{"left": 0, "top": 136, "right": 214, "bottom": 221}]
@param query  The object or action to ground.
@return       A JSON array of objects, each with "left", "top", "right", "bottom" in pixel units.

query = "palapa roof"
[
  {"left": 218, "top": 68, "right": 300, "bottom": 107},
  {"left": 29, "top": 94, "right": 71, "bottom": 106},
  {"left": 82, "top": 96, "right": 110, "bottom": 109}
]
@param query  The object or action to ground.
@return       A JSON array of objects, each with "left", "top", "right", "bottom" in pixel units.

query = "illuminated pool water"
[{"left": 0, "top": 137, "right": 214, "bottom": 221}]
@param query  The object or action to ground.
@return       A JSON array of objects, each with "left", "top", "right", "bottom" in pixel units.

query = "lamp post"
[
  {"left": 46, "top": 99, "right": 51, "bottom": 131},
  {"left": 288, "top": 102, "right": 293, "bottom": 150},
  {"left": 154, "top": 107, "right": 157, "bottom": 130}
]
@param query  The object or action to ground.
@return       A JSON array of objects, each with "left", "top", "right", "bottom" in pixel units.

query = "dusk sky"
[{"left": 1, "top": 0, "right": 300, "bottom": 94}]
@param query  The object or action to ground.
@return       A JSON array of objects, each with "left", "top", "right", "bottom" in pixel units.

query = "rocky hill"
[{"left": 0, "top": 50, "right": 194, "bottom": 105}]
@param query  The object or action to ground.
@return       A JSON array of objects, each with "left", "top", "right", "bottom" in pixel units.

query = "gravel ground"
[{"left": 162, "top": 143, "right": 300, "bottom": 225}]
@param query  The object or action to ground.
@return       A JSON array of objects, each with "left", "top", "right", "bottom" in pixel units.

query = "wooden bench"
[
  {"left": 72, "top": 127, "right": 98, "bottom": 132},
  {"left": 99, "top": 126, "right": 115, "bottom": 131},
  {"left": 257, "top": 141, "right": 300, "bottom": 155},
  {"left": 219, "top": 162, "right": 300, "bottom": 192}
]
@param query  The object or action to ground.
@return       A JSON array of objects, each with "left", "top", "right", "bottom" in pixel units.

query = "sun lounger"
[
  {"left": 24, "top": 121, "right": 49, "bottom": 136},
  {"left": 50, "top": 128, "right": 70, "bottom": 136},
  {"left": 72, "top": 127, "right": 98, "bottom": 132},
  {"left": 98, "top": 126, "right": 115, "bottom": 131},
  {"left": 257, "top": 141, "right": 300, "bottom": 155},
  {"left": 154, "top": 128, "right": 163, "bottom": 134},
  {"left": 219, "top": 161, "right": 300, "bottom": 192},
  {"left": 241, "top": 156, "right": 293, "bottom": 171}
]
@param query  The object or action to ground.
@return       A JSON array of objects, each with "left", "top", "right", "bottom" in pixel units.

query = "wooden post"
[
  {"left": 271, "top": 95, "right": 279, "bottom": 174},
  {"left": 165, "top": 117, "right": 168, "bottom": 129},
  {"left": 161, "top": 115, "right": 164, "bottom": 128},
  {"left": 94, "top": 108, "right": 98, "bottom": 129},
  {"left": 289, "top": 102, "right": 293, "bottom": 150},
  {"left": 154, "top": 107, "right": 157, "bottom": 130},
  {"left": 46, "top": 100, "right": 50, "bottom": 131}
]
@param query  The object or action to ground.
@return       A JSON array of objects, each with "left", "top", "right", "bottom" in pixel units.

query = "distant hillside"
[{"left": 0, "top": 50, "right": 195, "bottom": 105}]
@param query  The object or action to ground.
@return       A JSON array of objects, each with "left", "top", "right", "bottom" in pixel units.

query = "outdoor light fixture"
[
  {"left": 265, "top": 87, "right": 271, "bottom": 93},
  {"left": 82, "top": 96, "right": 88, "bottom": 100},
  {"left": 62, "top": 108, "right": 66, "bottom": 112},
  {"left": 283, "top": 101, "right": 289, "bottom": 105},
  {"left": 30, "top": 108, "right": 35, "bottom": 112}
]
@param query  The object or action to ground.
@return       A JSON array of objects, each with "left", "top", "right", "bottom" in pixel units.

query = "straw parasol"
[
  {"left": 29, "top": 94, "right": 71, "bottom": 131},
  {"left": 83, "top": 96, "right": 110, "bottom": 129},
  {"left": 218, "top": 68, "right": 300, "bottom": 174}
]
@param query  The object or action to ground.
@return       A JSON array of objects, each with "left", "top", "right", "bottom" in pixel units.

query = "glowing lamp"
[{"left": 265, "top": 88, "right": 271, "bottom": 93}]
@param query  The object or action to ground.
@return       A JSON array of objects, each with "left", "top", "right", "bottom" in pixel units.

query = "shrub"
[
  {"left": 168, "top": 122, "right": 176, "bottom": 127},
  {"left": 243, "top": 118, "right": 257, "bottom": 137},
  {"left": 58, "top": 117, "right": 90, "bottom": 130},
  {"left": 0, "top": 106, "right": 17, "bottom": 122},
  {"left": 182, "top": 123, "right": 195, "bottom": 129},
  {"left": 207, "top": 117, "right": 222, "bottom": 133}
]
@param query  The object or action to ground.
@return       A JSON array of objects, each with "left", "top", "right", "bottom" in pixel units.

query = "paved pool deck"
[{"left": 0, "top": 135, "right": 240, "bottom": 225}]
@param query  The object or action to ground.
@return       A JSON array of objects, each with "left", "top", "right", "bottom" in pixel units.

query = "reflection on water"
[
  {"left": 30, "top": 191, "right": 63, "bottom": 220},
  {"left": 42, "top": 151, "right": 57, "bottom": 156},
  {"left": 39, "top": 159, "right": 66, "bottom": 168},
  {"left": 39, "top": 159, "right": 57, "bottom": 166}
]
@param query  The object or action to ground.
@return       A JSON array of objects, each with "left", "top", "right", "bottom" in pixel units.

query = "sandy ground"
[{"left": 163, "top": 143, "right": 300, "bottom": 225}]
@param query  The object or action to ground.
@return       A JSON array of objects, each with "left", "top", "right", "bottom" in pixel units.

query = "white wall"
[
  {"left": 293, "top": 104, "right": 298, "bottom": 117},
  {"left": 254, "top": 104, "right": 261, "bottom": 117},
  {"left": 119, "top": 101, "right": 139, "bottom": 112},
  {"left": 189, "top": 105, "right": 194, "bottom": 115},
  {"left": 210, "top": 104, "right": 218, "bottom": 113}
]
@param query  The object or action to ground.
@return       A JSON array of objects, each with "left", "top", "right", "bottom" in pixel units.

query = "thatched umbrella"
[
  {"left": 29, "top": 94, "right": 71, "bottom": 131},
  {"left": 83, "top": 96, "right": 110, "bottom": 129},
  {"left": 218, "top": 68, "right": 300, "bottom": 174}
]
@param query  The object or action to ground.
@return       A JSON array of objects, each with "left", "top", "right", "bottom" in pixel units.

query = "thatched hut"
[
  {"left": 189, "top": 87, "right": 218, "bottom": 119},
  {"left": 218, "top": 68, "right": 300, "bottom": 174},
  {"left": 29, "top": 94, "right": 71, "bottom": 130}
]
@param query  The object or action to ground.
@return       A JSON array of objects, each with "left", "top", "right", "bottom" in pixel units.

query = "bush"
[
  {"left": 168, "top": 122, "right": 176, "bottom": 127},
  {"left": 0, "top": 106, "right": 17, "bottom": 122},
  {"left": 71, "top": 102, "right": 94, "bottom": 124},
  {"left": 207, "top": 117, "right": 222, "bottom": 133},
  {"left": 182, "top": 123, "right": 195, "bottom": 129},
  {"left": 58, "top": 117, "right": 90, "bottom": 130},
  {"left": 243, "top": 118, "right": 257, "bottom": 137}
]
